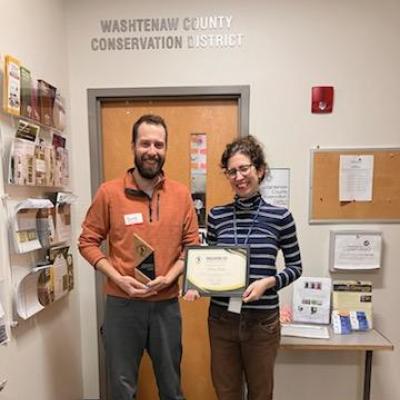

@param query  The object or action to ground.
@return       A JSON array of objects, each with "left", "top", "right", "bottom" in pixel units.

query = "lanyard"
[{"left": 232, "top": 200, "right": 261, "bottom": 246}]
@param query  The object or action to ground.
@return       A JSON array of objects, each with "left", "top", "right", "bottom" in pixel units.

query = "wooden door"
[{"left": 101, "top": 99, "right": 238, "bottom": 399}]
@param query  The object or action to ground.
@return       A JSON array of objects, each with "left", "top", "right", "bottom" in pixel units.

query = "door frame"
[{"left": 87, "top": 85, "right": 250, "bottom": 399}]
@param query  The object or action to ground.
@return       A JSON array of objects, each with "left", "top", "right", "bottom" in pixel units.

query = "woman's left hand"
[
  {"left": 182, "top": 289, "right": 201, "bottom": 301},
  {"left": 242, "top": 277, "right": 276, "bottom": 303}
]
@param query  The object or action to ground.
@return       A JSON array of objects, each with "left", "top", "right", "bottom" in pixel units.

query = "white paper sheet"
[
  {"left": 292, "top": 277, "right": 332, "bottom": 324},
  {"left": 14, "top": 198, "right": 53, "bottom": 213},
  {"left": 51, "top": 192, "right": 76, "bottom": 244},
  {"left": 8, "top": 138, "right": 36, "bottom": 185},
  {"left": 339, "top": 155, "right": 374, "bottom": 201},
  {"left": 14, "top": 269, "right": 44, "bottom": 320},
  {"left": 333, "top": 232, "right": 381, "bottom": 270},
  {"left": 260, "top": 168, "right": 290, "bottom": 208},
  {"left": 55, "top": 192, "right": 77, "bottom": 205},
  {"left": 281, "top": 324, "right": 330, "bottom": 339}
]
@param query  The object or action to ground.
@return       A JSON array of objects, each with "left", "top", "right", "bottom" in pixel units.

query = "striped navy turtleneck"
[{"left": 207, "top": 193, "right": 302, "bottom": 310}]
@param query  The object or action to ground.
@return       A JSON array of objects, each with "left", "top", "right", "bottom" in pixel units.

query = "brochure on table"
[{"left": 332, "top": 280, "right": 373, "bottom": 331}]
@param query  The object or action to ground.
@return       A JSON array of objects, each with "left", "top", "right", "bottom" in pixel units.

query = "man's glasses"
[{"left": 225, "top": 164, "right": 254, "bottom": 179}]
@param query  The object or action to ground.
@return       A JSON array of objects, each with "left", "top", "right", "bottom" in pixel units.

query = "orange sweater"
[{"left": 78, "top": 169, "right": 199, "bottom": 300}]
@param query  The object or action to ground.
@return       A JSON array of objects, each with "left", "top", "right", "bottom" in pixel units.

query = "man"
[{"left": 79, "top": 114, "right": 199, "bottom": 400}]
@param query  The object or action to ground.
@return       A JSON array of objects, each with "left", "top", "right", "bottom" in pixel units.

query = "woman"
[{"left": 185, "top": 135, "right": 302, "bottom": 400}]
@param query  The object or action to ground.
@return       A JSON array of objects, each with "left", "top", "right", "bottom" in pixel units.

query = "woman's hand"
[
  {"left": 182, "top": 289, "right": 201, "bottom": 301},
  {"left": 242, "top": 277, "right": 276, "bottom": 303}
]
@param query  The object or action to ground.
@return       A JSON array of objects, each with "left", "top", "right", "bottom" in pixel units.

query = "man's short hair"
[{"left": 131, "top": 114, "right": 168, "bottom": 144}]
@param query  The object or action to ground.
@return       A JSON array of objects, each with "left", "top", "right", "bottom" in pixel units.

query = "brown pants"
[{"left": 208, "top": 304, "right": 280, "bottom": 400}]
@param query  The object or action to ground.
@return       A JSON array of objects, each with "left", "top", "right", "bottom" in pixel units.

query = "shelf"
[{"left": 3, "top": 111, "right": 65, "bottom": 135}]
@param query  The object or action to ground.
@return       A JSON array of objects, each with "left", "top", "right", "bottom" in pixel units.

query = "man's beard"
[{"left": 134, "top": 153, "right": 165, "bottom": 179}]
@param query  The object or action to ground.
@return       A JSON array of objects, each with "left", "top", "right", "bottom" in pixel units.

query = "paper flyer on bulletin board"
[{"left": 339, "top": 155, "right": 374, "bottom": 202}]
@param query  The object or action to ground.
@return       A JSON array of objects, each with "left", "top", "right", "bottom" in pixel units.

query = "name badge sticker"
[
  {"left": 124, "top": 213, "right": 143, "bottom": 225},
  {"left": 228, "top": 297, "right": 242, "bottom": 314}
]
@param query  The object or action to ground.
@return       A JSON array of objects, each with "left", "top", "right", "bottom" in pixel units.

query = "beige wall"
[
  {"left": 66, "top": 0, "right": 400, "bottom": 399},
  {"left": 0, "top": 0, "right": 399, "bottom": 399},
  {"left": 0, "top": 1, "right": 82, "bottom": 399}
]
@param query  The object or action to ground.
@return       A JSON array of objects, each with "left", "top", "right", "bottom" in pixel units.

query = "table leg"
[{"left": 363, "top": 350, "right": 373, "bottom": 400}]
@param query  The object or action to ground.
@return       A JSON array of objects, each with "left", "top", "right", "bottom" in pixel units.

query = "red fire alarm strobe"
[{"left": 311, "top": 86, "right": 334, "bottom": 113}]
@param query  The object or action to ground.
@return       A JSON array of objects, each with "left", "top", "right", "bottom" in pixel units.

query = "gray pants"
[{"left": 103, "top": 296, "right": 184, "bottom": 400}]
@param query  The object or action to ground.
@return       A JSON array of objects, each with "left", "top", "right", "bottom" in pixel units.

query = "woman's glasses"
[{"left": 225, "top": 164, "right": 254, "bottom": 179}]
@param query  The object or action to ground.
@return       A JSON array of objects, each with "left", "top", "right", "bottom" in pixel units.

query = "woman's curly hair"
[{"left": 220, "top": 135, "right": 269, "bottom": 181}]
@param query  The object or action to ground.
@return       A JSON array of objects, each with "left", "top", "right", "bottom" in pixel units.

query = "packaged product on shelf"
[
  {"left": 36, "top": 207, "right": 56, "bottom": 248},
  {"left": 14, "top": 209, "right": 41, "bottom": 253},
  {"left": 52, "top": 133, "right": 66, "bottom": 148},
  {"left": 38, "top": 246, "right": 74, "bottom": 305},
  {"left": 9, "top": 138, "right": 36, "bottom": 185},
  {"left": 20, "top": 66, "right": 32, "bottom": 118},
  {"left": 30, "top": 79, "right": 41, "bottom": 122},
  {"left": 15, "top": 119, "right": 40, "bottom": 142},
  {"left": 52, "top": 91, "right": 66, "bottom": 131},
  {"left": 34, "top": 142, "right": 55, "bottom": 186},
  {"left": 52, "top": 134, "right": 68, "bottom": 187},
  {"left": 38, "top": 79, "right": 56, "bottom": 127},
  {"left": 61, "top": 148, "right": 69, "bottom": 187},
  {"left": 34, "top": 143, "right": 46, "bottom": 185},
  {"left": 48, "top": 192, "right": 75, "bottom": 244},
  {"left": 54, "top": 147, "right": 69, "bottom": 187},
  {"left": 10, "top": 198, "right": 54, "bottom": 254},
  {"left": 3, "top": 55, "right": 21, "bottom": 115}
]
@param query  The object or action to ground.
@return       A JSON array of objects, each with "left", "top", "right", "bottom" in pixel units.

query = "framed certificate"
[
  {"left": 329, "top": 230, "right": 382, "bottom": 271},
  {"left": 183, "top": 246, "right": 249, "bottom": 297}
]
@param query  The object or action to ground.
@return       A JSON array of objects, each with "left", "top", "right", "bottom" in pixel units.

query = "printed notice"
[
  {"left": 339, "top": 155, "right": 374, "bottom": 201},
  {"left": 333, "top": 232, "right": 382, "bottom": 270},
  {"left": 260, "top": 168, "right": 290, "bottom": 207},
  {"left": 292, "top": 277, "right": 332, "bottom": 324}
]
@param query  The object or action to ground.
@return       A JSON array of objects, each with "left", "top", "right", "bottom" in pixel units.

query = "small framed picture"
[{"left": 329, "top": 230, "right": 382, "bottom": 271}]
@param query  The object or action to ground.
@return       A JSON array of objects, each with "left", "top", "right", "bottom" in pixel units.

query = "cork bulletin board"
[{"left": 309, "top": 148, "right": 400, "bottom": 223}]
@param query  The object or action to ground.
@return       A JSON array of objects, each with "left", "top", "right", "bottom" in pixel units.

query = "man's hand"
[
  {"left": 242, "top": 277, "right": 276, "bottom": 303},
  {"left": 115, "top": 275, "right": 157, "bottom": 298},
  {"left": 95, "top": 258, "right": 157, "bottom": 298},
  {"left": 146, "top": 275, "right": 171, "bottom": 292}
]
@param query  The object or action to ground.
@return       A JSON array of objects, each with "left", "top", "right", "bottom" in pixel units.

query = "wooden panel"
[
  {"left": 101, "top": 99, "right": 239, "bottom": 399},
  {"left": 101, "top": 99, "right": 238, "bottom": 211},
  {"left": 310, "top": 148, "right": 400, "bottom": 222}
]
